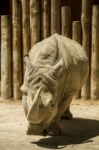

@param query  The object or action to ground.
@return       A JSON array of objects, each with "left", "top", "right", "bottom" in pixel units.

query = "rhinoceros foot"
[
  {"left": 61, "top": 109, "right": 73, "bottom": 120},
  {"left": 27, "top": 123, "right": 46, "bottom": 135},
  {"left": 47, "top": 123, "right": 61, "bottom": 136}
]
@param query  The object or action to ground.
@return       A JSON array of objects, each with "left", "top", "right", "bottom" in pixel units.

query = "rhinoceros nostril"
[
  {"left": 39, "top": 104, "right": 44, "bottom": 108},
  {"left": 51, "top": 103, "right": 54, "bottom": 108}
]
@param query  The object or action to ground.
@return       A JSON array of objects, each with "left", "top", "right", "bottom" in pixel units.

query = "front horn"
[{"left": 27, "top": 87, "right": 44, "bottom": 124}]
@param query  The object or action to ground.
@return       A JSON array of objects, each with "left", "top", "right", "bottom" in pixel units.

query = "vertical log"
[
  {"left": 12, "top": 0, "right": 22, "bottom": 100},
  {"left": 61, "top": 6, "right": 71, "bottom": 38},
  {"left": 0, "top": 16, "right": 1, "bottom": 95},
  {"left": 91, "top": 5, "right": 99, "bottom": 100},
  {"left": 22, "top": 0, "right": 31, "bottom": 71},
  {"left": 72, "top": 21, "right": 82, "bottom": 43},
  {"left": 72, "top": 21, "right": 82, "bottom": 99},
  {"left": 1, "top": 16, "right": 12, "bottom": 100},
  {"left": 41, "top": 0, "right": 50, "bottom": 39},
  {"left": 81, "top": 0, "right": 91, "bottom": 99},
  {"left": 51, "top": 0, "right": 61, "bottom": 35},
  {"left": 22, "top": 0, "right": 30, "bottom": 54},
  {"left": 30, "top": 0, "right": 40, "bottom": 46}
]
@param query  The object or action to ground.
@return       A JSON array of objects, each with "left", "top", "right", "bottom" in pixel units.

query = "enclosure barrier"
[
  {"left": 72, "top": 21, "right": 82, "bottom": 99},
  {"left": 0, "top": 0, "right": 99, "bottom": 100},
  {"left": 1, "top": 16, "right": 12, "bottom": 100},
  {"left": 91, "top": 5, "right": 99, "bottom": 100},
  {"left": 12, "top": 0, "right": 22, "bottom": 100},
  {"left": 21, "top": 0, "right": 31, "bottom": 72},
  {"left": 61, "top": 6, "right": 71, "bottom": 38},
  {"left": 81, "top": 0, "right": 91, "bottom": 99},
  {"left": 51, "top": 0, "right": 61, "bottom": 34},
  {"left": 41, "top": 0, "right": 50, "bottom": 39}
]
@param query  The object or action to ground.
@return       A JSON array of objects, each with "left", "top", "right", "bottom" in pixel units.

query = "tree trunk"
[
  {"left": 72, "top": 21, "right": 82, "bottom": 99},
  {"left": 51, "top": 0, "right": 61, "bottom": 35},
  {"left": 21, "top": 0, "right": 31, "bottom": 72},
  {"left": 1, "top": 16, "right": 12, "bottom": 100},
  {"left": 12, "top": 0, "right": 22, "bottom": 100},
  {"left": 91, "top": 5, "right": 99, "bottom": 100},
  {"left": 81, "top": 0, "right": 91, "bottom": 99},
  {"left": 30, "top": 0, "right": 40, "bottom": 46},
  {"left": 41, "top": 0, "right": 50, "bottom": 39},
  {"left": 61, "top": 6, "right": 71, "bottom": 38}
]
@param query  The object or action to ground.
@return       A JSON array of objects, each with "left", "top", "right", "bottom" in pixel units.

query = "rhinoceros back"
[
  {"left": 29, "top": 34, "right": 89, "bottom": 95},
  {"left": 29, "top": 33, "right": 88, "bottom": 67}
]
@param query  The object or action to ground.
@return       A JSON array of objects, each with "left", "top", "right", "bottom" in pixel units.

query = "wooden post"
[
  {"left": 22, "top": 0, "right": 30, "bottom": 55},
  {"left": 91, "top": 5, "right": 99, "bottom": 100},
  {"left": 41, "top": 0, "right": 50, "bottom": 39},
  {"left": 61, "top": 6, "right": 71, "bottom": 38},
  {"left": 81, "top": 0, "right": 91, "bottom": 99},
  {"left": 1, "top": 16, "right": 12, "bottom": 100},
  {"left": 21, "top": 0, "right": 31, "bottom": 71},
  {"left": 12, "top": 0, "right": 22, "bottom": 100},
  {"left": 30, "top": 0, "right": 40, "bottom": 46},
  {"left": 0, "top": 16, "right": 1, "bottom": 95},
  {"left": 51, "top": 0, "right": 61, "bottom": 35},
  {"left": 72, "top": 21, "right": 82, "bottom": 43},
  {"left": 72, "top": 21, "right": 82, "bottom": 99}
]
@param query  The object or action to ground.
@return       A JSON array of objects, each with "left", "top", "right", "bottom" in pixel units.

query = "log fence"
[
  {"left": 0, "top": 0, "right": 99, "bottom": 100},
  {"left": 72, "top": 21, "right": 82, "bottom": 99}
]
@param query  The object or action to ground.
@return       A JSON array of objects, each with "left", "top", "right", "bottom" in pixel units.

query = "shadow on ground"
[{"left": 31, "top": 118, "right": 99, "bottom": 149}]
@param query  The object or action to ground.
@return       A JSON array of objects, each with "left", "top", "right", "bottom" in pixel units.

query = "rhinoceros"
[{"left": 21, "top": 34, "right": 89, "bottom": 136}]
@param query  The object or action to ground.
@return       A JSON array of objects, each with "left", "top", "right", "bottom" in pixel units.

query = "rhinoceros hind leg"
[{"left": 61, "top": 107, "right": 73, "bottom": 120}]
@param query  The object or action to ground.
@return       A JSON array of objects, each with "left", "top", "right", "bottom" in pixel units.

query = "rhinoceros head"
[{"left": 21, "top": 54, "right": 63, "bottom": 124}]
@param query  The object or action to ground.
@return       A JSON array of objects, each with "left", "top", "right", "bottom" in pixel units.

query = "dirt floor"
[{"left": 0, "top": 99, "right": 99, "bottom": 150}]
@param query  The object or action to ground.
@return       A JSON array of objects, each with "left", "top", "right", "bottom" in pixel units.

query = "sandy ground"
[{"left": 0, "top": 99, "right": 99, "bottom": 150}]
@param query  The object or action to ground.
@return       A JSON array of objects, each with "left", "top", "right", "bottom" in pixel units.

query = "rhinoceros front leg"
[
  {"left": 61, "top": 106, "right": 73, "bottom": 120},
  {"left": 46, "top": 96, "right": 73, "bottom": 136},
  {"left": 55, "top": 95, "right": 73, "bottom": 122},
  {"left": 46, "top": 122, "right": 61, "bottom": 136}
]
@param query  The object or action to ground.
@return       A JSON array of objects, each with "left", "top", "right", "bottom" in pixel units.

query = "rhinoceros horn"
[
  {"left": 27, "top": 87, "right": 44, "bottom": 124},
  {"left": 49, "top": 59, "right": 63, "bottom": 79}
]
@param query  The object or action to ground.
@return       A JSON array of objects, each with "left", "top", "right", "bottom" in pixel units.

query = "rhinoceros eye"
[
  {"left": 37, "top": 77, "right": 42, "bottom": 82},
  {"left": 51, "top": 103, "right": 54, "bottom": 108}
]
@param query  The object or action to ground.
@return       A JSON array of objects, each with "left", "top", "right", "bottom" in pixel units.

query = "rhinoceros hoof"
[
  {"left": 27, "top": 123, "right": 44, "bottom": 135},
  {"left": 61, "top": 111, "right": 73, "bottom": 120},
  {"left": 47, "top": 124, "right": 61, "bottom": 136}
]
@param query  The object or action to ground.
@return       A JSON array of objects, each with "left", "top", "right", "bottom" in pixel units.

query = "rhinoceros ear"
[
  {"left": 49, "top": 59, "right": 64, "bottom": 80},
  {"left": 24, "top": 53, "right": 30, "bottom": 66},
  {"left": 24, "top": 53, "right": 35, "bottom": 70}
]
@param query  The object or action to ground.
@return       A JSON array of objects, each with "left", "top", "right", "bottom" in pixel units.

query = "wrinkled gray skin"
[{"left": 21, "top": 34, "right": 89, "bottom": 136}]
